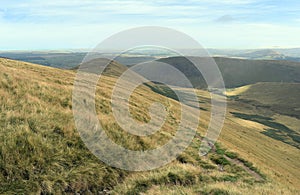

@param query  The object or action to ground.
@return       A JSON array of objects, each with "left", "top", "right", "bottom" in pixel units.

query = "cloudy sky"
[{"left": 1, "top": 0, "right": 300, "bottom": 50}]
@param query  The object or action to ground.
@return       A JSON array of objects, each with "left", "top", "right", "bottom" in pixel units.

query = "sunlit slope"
[{"left": 0, "top": 58, "right": 299, "bottom": 194}]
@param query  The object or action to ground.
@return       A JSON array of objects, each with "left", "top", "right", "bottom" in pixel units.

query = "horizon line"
[{"left": 0, "top": 47, "right": 300, "bottom": 53}]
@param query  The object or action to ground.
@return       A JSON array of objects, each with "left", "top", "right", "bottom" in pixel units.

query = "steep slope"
[{"left": 0, "top": 58, "right": 299, "bottom": 194}]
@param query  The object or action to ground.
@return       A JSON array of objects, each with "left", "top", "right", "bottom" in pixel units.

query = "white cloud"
[
  {"left": 0, "top": 0, "right": 256, "bottom": 23},
  {"left": 0, "top": 0, "right": 300, "bottom": 49}
]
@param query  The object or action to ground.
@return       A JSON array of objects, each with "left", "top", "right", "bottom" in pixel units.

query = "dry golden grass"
[{"left": 0, "top": 58, "right": 299, "bottom": 194}]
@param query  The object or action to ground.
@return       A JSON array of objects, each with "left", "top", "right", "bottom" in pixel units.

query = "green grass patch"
[
  {"left": 210, "top": 155, "right": 231, "bottom": 166},
  {"left": 225, "top": 151, "right": 238, "bottom": 159}
]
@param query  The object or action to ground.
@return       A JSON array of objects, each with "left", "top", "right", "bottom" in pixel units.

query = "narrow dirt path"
[{"left": 223, "top": 155, "right": 264, "bottom": 181}]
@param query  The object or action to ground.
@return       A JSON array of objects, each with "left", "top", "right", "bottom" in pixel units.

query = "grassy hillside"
[{"left": 0, "top": 58, "right": 299, "bottom": 194}]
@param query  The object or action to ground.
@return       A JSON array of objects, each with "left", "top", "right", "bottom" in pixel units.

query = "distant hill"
[
  {"left": 227, "top": 82, "right": 300, "bottom": 119},
  {"left": 72, "top": 58, "right": 128, "bottom": 77},
  {"left": 236, "top": 49, "right": 286, "bottom": 60},
  {"left": 0, "top": 52, "right": 86, "bottom": 69},
  {"left": 153, "top": 57, "right": 300, "bottom": 88},
  {"left": 55, "top": 55, "right": 300, "bottom": 89},
  {"left": 274, "top": 48, "right": 300, "bottom": 57},
  {"left": 208, "top": 48, "right": 300, "bottom": 62},
  {"left": 214, "top": 57, "right": 300, "bottom": 87},
  {"left": 114, "top": 56, "right": 157, "bottom": 66}
]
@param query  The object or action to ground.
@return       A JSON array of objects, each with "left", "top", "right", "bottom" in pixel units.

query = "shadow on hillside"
[{"left": 231, "top": 112, "right": 300, "bottom": 149}]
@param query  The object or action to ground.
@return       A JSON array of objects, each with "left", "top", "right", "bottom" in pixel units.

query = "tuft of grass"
[
  {"left": 225, "top": 151, "right": 238, "bottom": 159},
  {"left": 215, "top": 143, "right": 226, "bottom": 155},
  {"left": 207, "top": 188, "right": 230, "bottom": 195},
  {"left": 210, "top": 155, "right": 231, "bottom": 166}
]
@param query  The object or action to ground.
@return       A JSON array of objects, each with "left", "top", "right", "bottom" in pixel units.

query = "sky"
[{"left": 1, "top": 0, "right": 300, "bottom": 50}]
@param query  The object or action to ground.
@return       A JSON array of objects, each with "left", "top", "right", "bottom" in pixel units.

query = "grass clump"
[
  {"left": 225, "top": 151, "right": 238, "bottom": 159},
  {"left": 215, "top": 143, "right": 226, "bottom": 155},
  {"left": 176, "top": 153, "right": 196, "bottom": 164},
  {"left": 210, "top": 155, "right": 230, "bottom": 166},
  {"left": 208, "top": 188, "right": 230, "bottom": 195},
  {"left": 218, "top": 175, "right": 238, "bottom": 182}
]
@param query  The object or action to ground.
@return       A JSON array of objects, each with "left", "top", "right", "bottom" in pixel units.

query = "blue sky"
[{"left": 1, "top": 0, "right": 300, "bottom": 50}]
